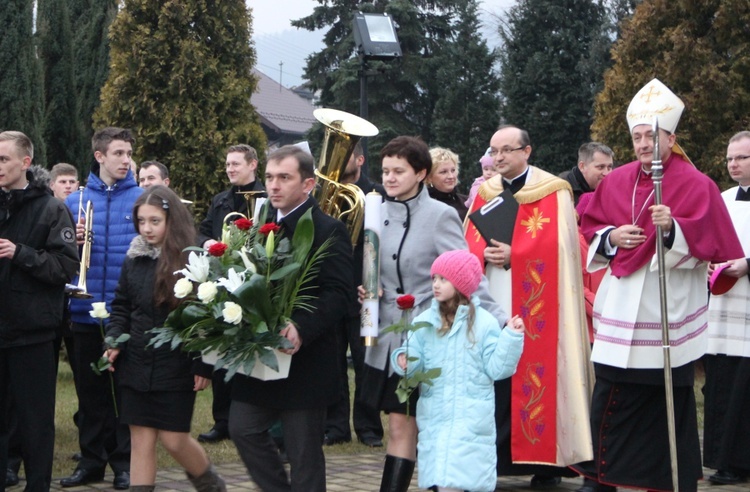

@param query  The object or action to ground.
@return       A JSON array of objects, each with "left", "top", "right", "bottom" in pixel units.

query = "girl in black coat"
[{"left": 103, "top": 186, "right": 224, "bottom": 492}]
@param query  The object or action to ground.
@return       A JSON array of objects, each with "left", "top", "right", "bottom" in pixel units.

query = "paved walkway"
[{"left": 12, "top": 451, "right": 750, "bottom": 491}]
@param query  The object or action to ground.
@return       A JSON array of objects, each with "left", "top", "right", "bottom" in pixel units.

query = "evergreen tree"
[
  {"left": 0, "top": 0, "right": 46, "bottom": 165},
  {"left": 94, "top": 0, "right": 267, "bottom": 217},
  {"left": 293, "top": 0, "right": 497, "bottom": 183},
  {"left": 498, "top": 0, "right": 610, "bottom": 174},
  {"left": 71, "top": 0, "right": 118, "bottom": 169},
  {"left": 38, "top": 0, "right": 80, "bottom": 166},
  {"left": 591, "top": 0, "right": 750, "bottom": 186},
  {"left": 429, "top": 0, "right": 501, "bottom": 189},
  {"left": 609, "top": 0, "right": 641, "bottom": 38}
]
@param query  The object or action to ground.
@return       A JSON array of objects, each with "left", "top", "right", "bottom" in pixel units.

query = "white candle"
[{"left": 361, "top": 191, "right": 382, "bottom": 344}]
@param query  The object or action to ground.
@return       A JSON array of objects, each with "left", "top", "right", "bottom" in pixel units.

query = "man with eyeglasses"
[
  {"left": 703, "top": 130, "right": 750, "bottom": 485},
  {"left": 465, "top": 125, "right": 592, "bottom": 488},
  {"left": 572, "top": 79, "right": 742, "bottom": 492}
]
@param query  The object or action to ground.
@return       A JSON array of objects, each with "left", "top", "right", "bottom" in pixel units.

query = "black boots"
[
  {"left": 380, "top": 455, "right": 416, "bottom": 492},
  {"left": 186, "top": 464, "right": 227, "bottom": 492}
]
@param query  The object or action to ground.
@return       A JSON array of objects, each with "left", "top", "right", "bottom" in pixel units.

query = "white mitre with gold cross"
[{"left": 626, "top": 78, "right": 684, "bottom": 133}]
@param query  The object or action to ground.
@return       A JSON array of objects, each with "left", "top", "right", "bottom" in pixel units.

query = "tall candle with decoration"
[{"left": 361, "top": 191, "right": 381, "bottom": 346}]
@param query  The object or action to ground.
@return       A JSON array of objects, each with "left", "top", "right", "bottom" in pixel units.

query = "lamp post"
[{"left": 352, "top": 12, "right": 402, "bottom": 175}]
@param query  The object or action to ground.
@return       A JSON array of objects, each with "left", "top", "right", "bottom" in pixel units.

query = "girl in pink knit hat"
[{"left": 391, "top": 249, "right": 525, "bottom": 492}]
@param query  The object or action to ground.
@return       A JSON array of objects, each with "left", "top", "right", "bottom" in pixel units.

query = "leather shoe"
[
  {"left": 709, "top": 470, "right": 746, "bottom": 485},
  {"left": 71, "top": 452, "right": 82, "bottom": 461},
  {"left": 359, "top": 435, "right": 383, "bottom": 447},
  {"left": 113, "top": 471, "right": 130, "bottom": 490},
  {"left": 576, "top": 478, "right": 617, "bottom": 492},
  {"left": 530, "top": 475, "right": 562, "bottom": 488},
  {"left": 323, "top": 434, "right": 351, "bottom": 446},
  {"left": 197, "top": 427, "right": 229, "bottom": 443},
  {"left": 6, "top": 468, "right": 20, "bottom": 487},
  {"left": 60, "top": 468, "right": 105, "bottom": 487}
]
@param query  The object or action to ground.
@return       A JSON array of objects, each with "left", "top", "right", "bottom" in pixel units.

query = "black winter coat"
[
  {"left": 197, "top": 180, "right": 265, "bottom": 246},
  {"left": 558, "top": 166, "right": 592, "bottom": 206},
  {"left": 107, "top": 236, "right": 210, "bottom": 392},
  {"left": 427, "top": 186, "right": 469, "bottom": 222},
  {"left": 0, "top": 171, "right": 78, "bottom": 348},
  {"left": 231, "top": 197, "right": 354, "bottom": 409}
]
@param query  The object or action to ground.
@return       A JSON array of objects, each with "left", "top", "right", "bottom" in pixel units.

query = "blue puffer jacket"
[
  {"left": 391, "top": 297, "right": 524, "bottom": 492},
  {"left": 65, "top": 167, "right": 143, "bottom": 327}
]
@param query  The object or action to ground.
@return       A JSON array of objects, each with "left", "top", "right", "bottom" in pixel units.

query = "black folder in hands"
[{"left": 468, "top": 188, "right": 519, "bottom": 245}]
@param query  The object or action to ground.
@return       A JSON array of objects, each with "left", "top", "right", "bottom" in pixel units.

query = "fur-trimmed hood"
[
  {"left": 29, "top": 165, "right": 51, "bottom": 188},
  {"left": 126, "top": 235, "right": 161, "bottom": 259}
]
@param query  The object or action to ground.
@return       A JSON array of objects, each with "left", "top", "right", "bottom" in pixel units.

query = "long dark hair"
[
  {"left": 437, "top": 290, "right": 476, "bottom": 345},
  {"left": 132, "top": 185, "right": 195, "bottom": 308}
]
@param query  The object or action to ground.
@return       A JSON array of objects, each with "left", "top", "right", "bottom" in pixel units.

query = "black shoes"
[
  {"left": 113, "top": 471, "right": 130, "bottom": 490},
  {"left": 531, "top": 475, "right": 562, "bottom": 488},
  {"left": 575, "top": 478, "right": 617, "bottom": 492},
  {"left": 359, "top": 435, "right": 384, "bottom": 447},
  {"left": 6, "top": 468, "right": 20, "bottom": 487},
  {"left": 198, "top": 427, "right": 230, "bottom": 443},
  {"left": 60, "top": 468, "right": 105, "bottom": 487},
  {"left": 709, "top": 470, "right": 747, "bottom": 485},
  {"left": 323, "top": 434, "right": 352, "bottom": 446}
]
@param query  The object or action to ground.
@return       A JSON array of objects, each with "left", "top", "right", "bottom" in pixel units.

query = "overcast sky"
[{"left": 248, "top": 0, "right": 514, "bottom": 88}]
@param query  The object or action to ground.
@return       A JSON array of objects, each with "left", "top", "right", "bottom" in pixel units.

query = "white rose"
[
  {"left": 197, "top": 281, "right": 218, "bottom": 304},
  {"left": 173, "top": 277, "right": 193, "bottom": 298},
  {"left": 89, "top": 302, "right": 110, "bottom": 319},
  {"left": 222, "top": 301, "right": 243, "bottom": 325}
]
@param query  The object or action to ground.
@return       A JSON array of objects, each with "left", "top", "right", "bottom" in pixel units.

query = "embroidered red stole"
[
  {"left": 510, "top": 194, "right": 559, "bottom": 463},
  {"left": 465, "top": 178, "right": 562, "bottom": 463}
]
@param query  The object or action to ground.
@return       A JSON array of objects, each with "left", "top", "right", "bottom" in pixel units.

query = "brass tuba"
[
  {"left": 65, "top": 188, "right": 94, "bottom": 299},
  {"left": 313, "top": 108, "right": 379, "bottom": 245}
]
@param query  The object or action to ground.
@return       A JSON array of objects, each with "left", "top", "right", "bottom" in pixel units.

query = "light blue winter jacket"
[
  {"left": 391, "top": 296, "right": 524, "bottom": 492},
  {"left": 65, "top": 168, "right": 142, "bottom": 326}
]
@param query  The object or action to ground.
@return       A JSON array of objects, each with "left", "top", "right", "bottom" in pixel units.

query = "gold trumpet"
[
  {"left": 312, "top": 108, "right": 378, "bottom": 245},
  {"left": 65, "top": 189, "right": 94, "bottom": 299}
]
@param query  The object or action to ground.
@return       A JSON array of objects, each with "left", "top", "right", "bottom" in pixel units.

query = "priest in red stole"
[
  {"left": 465, "top": 125, "right": 593, "bottom": 486},
  {"left": 572, "top": 79, "right": 743, "bottom": 492}
]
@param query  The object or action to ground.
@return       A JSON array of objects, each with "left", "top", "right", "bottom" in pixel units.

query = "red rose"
[
  {"left": 259, "top": 223, "right": 281, "bottom": 236},
  {"left": 207, "top": 242, "right": 229, "bottom": 257},
  {"left": 396, "top": 294, "right": 415, "bottom": 310},
  {"left": 234, "top": 218, "right": 253, "bottom": 230}
]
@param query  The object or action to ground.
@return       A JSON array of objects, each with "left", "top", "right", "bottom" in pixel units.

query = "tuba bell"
[{"left": 312, "top": 108, "right": 379, "bottom": 245}]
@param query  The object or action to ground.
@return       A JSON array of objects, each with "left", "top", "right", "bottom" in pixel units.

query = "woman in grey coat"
[{"left": 362, "top": 136, "right": 507, "bottom": 491}]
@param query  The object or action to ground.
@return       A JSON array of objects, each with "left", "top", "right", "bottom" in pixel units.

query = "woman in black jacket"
[
  {"left": 427, "top": 147, "right": 469, "bottom": 222},
  {"left": 104, "top": 186, "right": 224, "bottom": 492}
]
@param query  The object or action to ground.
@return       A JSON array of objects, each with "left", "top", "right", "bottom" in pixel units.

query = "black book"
[{"left": 468, "top": 188, "right": 519, "bottom": 245}]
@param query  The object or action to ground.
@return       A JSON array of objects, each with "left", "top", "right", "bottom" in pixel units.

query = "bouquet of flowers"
[{"left": 149, "top": 208, "right": 331, "bottom": 380}]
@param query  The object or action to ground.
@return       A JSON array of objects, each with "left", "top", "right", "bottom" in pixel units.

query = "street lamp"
[{"left": 352, "top": 12, "right": 402, "bottom": 172}]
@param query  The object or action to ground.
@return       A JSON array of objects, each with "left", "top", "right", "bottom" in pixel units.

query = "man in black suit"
[
  {"left": 197, "top": 144, "right": 265, "bottom": 443},
  {"left": 325, "top": 142, "right": 385, "bottom": 447},
  {"left": 228, "top": 145, "right": 354, "bottom": 491}
]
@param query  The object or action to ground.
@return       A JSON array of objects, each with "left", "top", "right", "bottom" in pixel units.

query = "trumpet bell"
[{"left": 65, "top": 284, "right": 94, "bottom": 299}]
